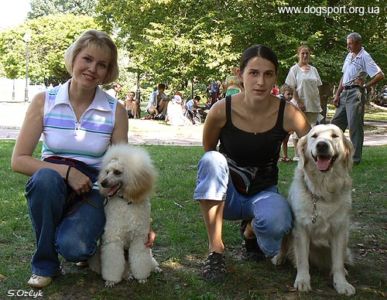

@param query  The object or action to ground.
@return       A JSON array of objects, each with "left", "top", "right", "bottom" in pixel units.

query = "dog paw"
[
  {"left": 137, "top": 278, "right": 148, "bottom": 284},
  {"left": 125, "top": 273, "right": 134, "bottom": 281},
  {"left": 294, "top": 274, "right": 311, "bottom": 292},
  {"left": 271, "top": 254, "right": 284, "bottom": 266},
  {"left": 334, "top": 280, "right": 356, "bottom": 296},
  {"left": 105, "top": 280, "right": 117, "bottom": 288},
  {"left": 154, "top": 266, "right": 162, "bottom": 273}
]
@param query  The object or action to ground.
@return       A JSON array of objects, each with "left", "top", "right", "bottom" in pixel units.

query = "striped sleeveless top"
[{"left": 41, "top": 80, "right": 117, "bottom": 169}]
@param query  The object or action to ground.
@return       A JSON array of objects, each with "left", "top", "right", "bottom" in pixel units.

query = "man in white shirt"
[{"left": 331, "top": 32, "right": 384, "bottom": 164}]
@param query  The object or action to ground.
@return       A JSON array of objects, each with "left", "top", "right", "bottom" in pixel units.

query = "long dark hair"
[{"left": 239, "top": 45, "right": 279, "bottom": 74}]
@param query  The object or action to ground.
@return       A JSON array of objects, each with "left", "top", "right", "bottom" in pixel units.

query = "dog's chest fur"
[
  {"left": 289, "top": 169, "right": 352, "bottom": 246},
  {"left": 103, "top": 197, "right": 151, "bottom": 246}
]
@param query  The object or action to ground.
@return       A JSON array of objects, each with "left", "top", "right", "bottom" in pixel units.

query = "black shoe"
[
  {"left": 240, "top": 220, "right": 265, "bottom": 261},
  {"left": 202, "top": 252, "right": 226, "bottom": 281}
]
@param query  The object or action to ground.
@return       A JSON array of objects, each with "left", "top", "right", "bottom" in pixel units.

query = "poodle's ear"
[
  {"left": 122, "top": 166, "right": 157, "bottom": 203},
  {"left": 342, "top": 134, "right": 354, "bottom": 171},
  {"left": 297, "top": 134, "right": 308, "bottom": 168}
]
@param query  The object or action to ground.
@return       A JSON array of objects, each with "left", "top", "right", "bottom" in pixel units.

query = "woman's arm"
[
  {"left": 111, "top": 101, "right": 129, "bottom": 144},
  {"left": 202, "top": 100, "right": 227, "bottom": 151},
  {"left": 11, "top": 92, "right": 68, "bottom": 178},
  {"left": 283, "top": 102, "right": 310, "bottom": 139}
]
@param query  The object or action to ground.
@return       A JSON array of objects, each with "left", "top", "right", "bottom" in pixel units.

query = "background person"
[
  {"left": 193, "top": 45, "right": 310, "bottom": 281},
  {"left": 124, "top": 91, "right": 137, "bottom": 118},
  {"left": 285, "top": 45, "right": 322, "bottom": 126},
  {"left": 11, "top": 30, "right": 131, "bottom": 289},
  {"left": 278, "top": 84, "right": 298, "bottom": 162},
  {"left": 331, "top": 32, "right": 384, "bottom": 165},
  {"left": 146, "top": 83, "right": 168, "bottom": 119}
]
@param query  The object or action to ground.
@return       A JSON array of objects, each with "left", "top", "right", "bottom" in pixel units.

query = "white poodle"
[{"left": 89, "top": 144, "right": 161, "bottom": 287}]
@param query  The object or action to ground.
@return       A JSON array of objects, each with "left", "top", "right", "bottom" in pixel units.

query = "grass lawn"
[{"left": 0, "top": 140, "right": 386, "bottom": 299}]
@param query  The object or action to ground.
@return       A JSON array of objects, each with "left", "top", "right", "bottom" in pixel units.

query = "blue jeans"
[
  {"left": 194, "top": 151, "right": 292, "bottom": 257},
  {"left": 25, "top": 168, "right": 105, "bottom": 277}
]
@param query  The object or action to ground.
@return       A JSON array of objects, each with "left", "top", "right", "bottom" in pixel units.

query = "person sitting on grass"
[
  {"left": 185, "top": 95, "right": 201, "bottom": 124},
  {"left": 145, "top": 83, "right": 169, "bottom": 120},
  {"left": 124, "top": 91, "right": 137, "bottom": 119},
  {"left": 193, "top": 44, "right": 310, "bottom": 281},
  {"left": 11, "top": 30, "right": 155, "bottom": 289}
]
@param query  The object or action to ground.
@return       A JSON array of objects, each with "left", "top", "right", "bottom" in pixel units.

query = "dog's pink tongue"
[
  {"left": 108, "top": 184, "right": 120, "bottom": 197},
  {"left": 317, "top": 157, "right": 331, "bottom": 171}
]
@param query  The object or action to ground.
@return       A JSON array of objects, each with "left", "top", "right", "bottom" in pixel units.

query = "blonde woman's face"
[
  {"left": 72, "top": 44, "right": 111, "bottom": 88},
  {"left": 298, "top": 48, "right": 310, "bottom": 64}
]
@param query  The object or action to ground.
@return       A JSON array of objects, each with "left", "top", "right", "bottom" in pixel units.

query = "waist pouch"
[{"left": 226, "top": 156, "right": 277, "bottom": 195}]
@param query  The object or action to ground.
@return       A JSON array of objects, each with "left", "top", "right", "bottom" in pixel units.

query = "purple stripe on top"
[
  {"left": 44, "top": 117, "right": 75, "bottom": 128},
  {"left": 82, "top": 121, "right": 114, "bottom": 133}
]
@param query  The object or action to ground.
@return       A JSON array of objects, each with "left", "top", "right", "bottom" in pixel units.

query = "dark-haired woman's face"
[{"left": 240, "top": 57, "right": 277, "bottom": 101}]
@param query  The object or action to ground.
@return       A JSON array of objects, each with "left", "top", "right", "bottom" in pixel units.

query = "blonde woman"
[
  {"left": 11, "top": 30, "right": 130, "bottom": 288},
  {"left": 285, "top": 45, "right": 322, "bottom": 126}
]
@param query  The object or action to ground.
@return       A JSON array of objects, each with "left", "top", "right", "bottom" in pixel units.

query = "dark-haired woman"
[{"left": 194, "top": 45, "right": 310, "bottom": 280}]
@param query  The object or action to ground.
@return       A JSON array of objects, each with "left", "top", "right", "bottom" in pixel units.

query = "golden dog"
[{"left": 273, "top": 124, "right": 356, "bottom": 296}]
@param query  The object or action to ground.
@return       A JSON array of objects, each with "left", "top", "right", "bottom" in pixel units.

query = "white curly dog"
[
  {"left": 272, "top": 124, "right": 356, "bottom": 296},
  {"left": 89, "top": 144, "right": 161, "bottom": 287}
]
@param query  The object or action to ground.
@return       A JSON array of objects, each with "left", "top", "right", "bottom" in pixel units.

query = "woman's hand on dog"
[
  {"left": 145, "top": 229, "right": 156, "bottom": 248},
  {"left": 66, "top": 167, "right": 92, "bottom": 195}
]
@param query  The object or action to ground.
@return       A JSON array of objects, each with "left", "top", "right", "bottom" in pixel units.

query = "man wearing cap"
[{"left": 331, "top": 32, "right": 384, "bottom": 164}]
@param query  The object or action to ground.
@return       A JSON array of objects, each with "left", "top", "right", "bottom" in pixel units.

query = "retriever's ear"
[
  {"left": 297, "top": 135, "right": 308, "bottom": 167},
  {"left": 343, "top": 135, "right": 354, "bottom": 171}
]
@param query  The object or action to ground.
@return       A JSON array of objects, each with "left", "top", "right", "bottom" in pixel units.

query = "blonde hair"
[
  {"left": 297, "top": 45, "right": 311, "bottom": 55},
  {"left": 64, "top": 30, "right": 119, "bottom": 84}
]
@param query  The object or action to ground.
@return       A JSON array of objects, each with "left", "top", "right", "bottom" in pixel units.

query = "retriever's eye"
[
  {"left": 311, "top": 133, "right": 318, "bottom": 138},
  {"left": 331, "top": 133, "right": 339, "bottom": 138},
  {"left": 113, "top": 170, "right": 122, "bottom": 176}
]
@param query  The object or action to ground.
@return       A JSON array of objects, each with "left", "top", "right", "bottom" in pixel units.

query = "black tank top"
[{"left": 219, "top": 96, "right": 288, "bottom": 191}]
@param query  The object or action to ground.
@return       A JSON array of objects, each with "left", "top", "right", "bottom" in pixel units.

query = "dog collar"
[{"left": 303, "top": 177, "right": 324, "bottom": 224}]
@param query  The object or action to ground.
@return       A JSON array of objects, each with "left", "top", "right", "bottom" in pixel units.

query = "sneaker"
[
  {"left": 292, "top": 156, "right": 300, "bottom": 161},
  {"left": 27, "top": 274, "right": 52, "bottom": 288},
  {"left": 240, "top": 220, "right": 265, "bottom": 261},
  {"left": 75, "top": 261, "right": 88, "bottom": 268},
  {"left": 202, "top": 252, "right": 226, "bottom": 281}
]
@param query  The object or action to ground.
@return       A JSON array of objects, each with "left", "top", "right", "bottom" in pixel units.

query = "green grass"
[{"left": 0, "top": 141, "right": 386, "bottom": 299}]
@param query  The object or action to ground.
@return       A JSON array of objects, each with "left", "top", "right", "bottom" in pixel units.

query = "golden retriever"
[{"left": 272, "top": 124, "right": 356, "bottom": 296}]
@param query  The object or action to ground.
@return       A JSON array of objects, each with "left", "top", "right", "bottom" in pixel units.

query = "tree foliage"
[
  {"left": 0, "top": 14, "right": 98, "bottom": 84},
  {"left": 96, "top": 0, "right": 386, "bottom": 90},
  {"left": 28, "top": 0, "right": 98, "bottom": 19}
]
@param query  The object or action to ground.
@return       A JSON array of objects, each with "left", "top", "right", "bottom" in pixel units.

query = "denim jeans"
[
  {"left": 25, "top": 168, "right": 105, "bottom": 277},
  {"left": 194, "top": 151, "right": 292, "bottom": 257}
]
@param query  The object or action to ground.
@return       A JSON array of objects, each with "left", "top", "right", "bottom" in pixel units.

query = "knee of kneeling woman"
[
  {"left": 26, "top": 168, "right": 66, "bottom": 205},
  {"left": 253, "top": 194, "right": 293, "bottom": 238},
  {"left": 56, "top": 236, "right": 97, "bottom": 262},
  {"left": 198, "top": 151, "right": 227, "bottom": 171},
  {"left": 28, "top": 168, "right": 64, "bottom": 191}
]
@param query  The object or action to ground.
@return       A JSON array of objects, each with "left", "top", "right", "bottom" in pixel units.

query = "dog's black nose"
[
  {"left": 316, "top": 141, "right": 329, "bottom": 153},
  {"left": 101, "top": 179, "right": 108, "bottom": 188}
]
